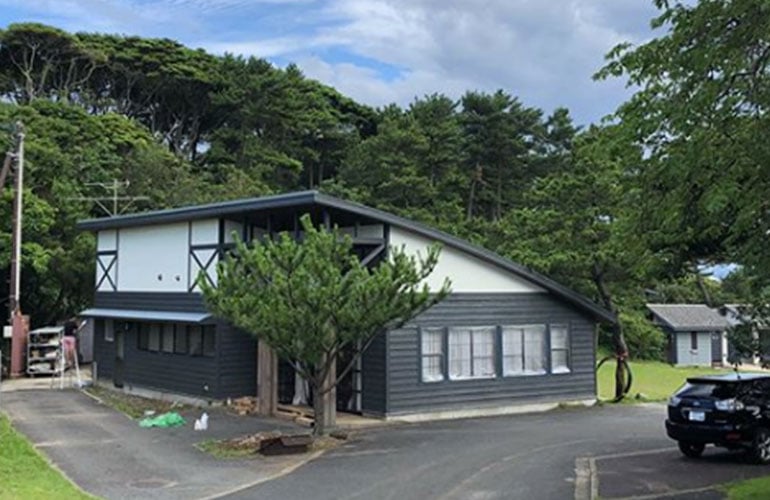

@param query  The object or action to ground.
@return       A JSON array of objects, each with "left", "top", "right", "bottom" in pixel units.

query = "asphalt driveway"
[
  {"left": 4, "top": 391, "right": 770, "bottom": 500},
  {"left": 0, "top": 389, "right": 304, "bottom": 500}
]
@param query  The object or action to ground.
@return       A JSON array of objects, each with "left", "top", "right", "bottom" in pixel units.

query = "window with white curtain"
[
  {"left": 550, "top": 324, "right": 570, "bottom": 373},
  {"left": 448, "top": 326, "right": 496, "bottom": 380},
  {"left": 421, "top": 328, "right": 445, "bottom": 382},
  {"left": 502, "top": 325, "right": 547, "bottom": 376}
]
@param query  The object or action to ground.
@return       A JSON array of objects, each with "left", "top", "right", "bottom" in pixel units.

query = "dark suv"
[{"left": 666, "top": 373, "right": 770, "bottom": 463}]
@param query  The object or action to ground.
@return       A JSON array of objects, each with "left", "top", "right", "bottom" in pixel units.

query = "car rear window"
[{"left": 677, "top": 382, "right": 739, "bottom": 399}]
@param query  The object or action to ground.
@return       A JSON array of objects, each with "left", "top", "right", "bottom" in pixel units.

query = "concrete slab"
[
  {"left": 0, "top": 365, "right": 93, "bottom": 392},
  {"left": 0, "top": 389, "right": 317, "bottom": 500},
  {"left": 596, "top": 446, "right": 768, "bottom": 499}
]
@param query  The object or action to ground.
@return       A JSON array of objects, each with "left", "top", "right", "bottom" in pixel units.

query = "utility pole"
[
  {"left": 2, "top": 121, "right": 27, "bottom": 377},
  {"left": 9, "top": 122, "right": 24, "bottom": 317}
]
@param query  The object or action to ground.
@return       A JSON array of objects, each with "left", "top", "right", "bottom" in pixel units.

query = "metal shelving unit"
[{"left": 27, "top": 326, "right": 64, "bottom": 376}]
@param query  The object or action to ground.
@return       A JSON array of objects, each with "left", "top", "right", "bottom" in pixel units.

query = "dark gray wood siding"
[
  {"left": 361, "top": 332, "right": 387, "bottom": 415},
  {"left": 94, "top": 291, "right": 206, "bottom": 312},
  {"left": 92, "top": 319, "right": 114, "bottom": 379},
  {"left": 217, "top": 322, "right": 257, "bottom": 399},
  {"left": 120, "top": 322, "right": 218, "bottom": 399},
  {"left": 385, "top": 293, "right": 598, "bottom": 415},
  {"left": 90, "top": 292, "right": 257, "bottom": 399}
]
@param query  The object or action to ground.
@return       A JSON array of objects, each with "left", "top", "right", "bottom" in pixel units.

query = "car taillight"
[
  {"left": 714, "top": 398, "right": 745, "bottom": 412},
  {"left": 669, "top": 395, "right": 682, "bottom": 407}
]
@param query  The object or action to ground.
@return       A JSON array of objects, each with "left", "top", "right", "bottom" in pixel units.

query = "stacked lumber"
[
  {"left": 276, "top": 404, "right": 315, "bottom": 427},
  {"left": 230, "top": 396, "right": 258, "bottom": 416}
]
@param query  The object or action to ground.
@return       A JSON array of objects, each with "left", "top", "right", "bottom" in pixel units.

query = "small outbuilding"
[{"left": 647, "top": 304, "right": 731, "bottom": 366}]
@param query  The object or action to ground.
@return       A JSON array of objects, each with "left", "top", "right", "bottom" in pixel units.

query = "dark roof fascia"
[
  {"left": 314, "top": 193, "right": 617, "bottom": 325},
  {"left": 76, "top": 191, "right": 319, "bottom": 231},
  {"left": 76, "top": 190, "right": 617, "bottom": 324}
]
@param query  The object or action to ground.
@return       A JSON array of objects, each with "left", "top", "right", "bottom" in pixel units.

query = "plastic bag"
[{"left": 138, "top": 411, "right": 186, "bottom": 428}]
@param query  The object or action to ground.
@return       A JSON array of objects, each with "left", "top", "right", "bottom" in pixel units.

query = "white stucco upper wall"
[
  {"left": 97, "top": 229, "right": 117, "bottom": 251},
  {"left": 389, "top": 226, "right": 544, "bottom": 293},
  {"left": 191, "top": 219, "right": 218, "bottom": 245},
  {"left": 117, "top": 222, "right": 189, "bottom": 292}
]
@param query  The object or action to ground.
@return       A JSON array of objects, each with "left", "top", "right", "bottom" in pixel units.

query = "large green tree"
[
  {"left": 0, "top": 101, "right": 195, "bottom": 326},
  {"left": 495, "top": 126, "right": 657, "bottom": 396},
  {"left": 201, "top": 216, "right": 449, "bottom": 435},
  {"left": 596, "top": 0, "right": 770, "bottom": 296}
]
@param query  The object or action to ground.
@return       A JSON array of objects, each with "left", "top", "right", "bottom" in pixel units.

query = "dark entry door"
[
  {"left": 711, "top": 332, "right": 723, "bottom": 364},
  {"left": 114, "top": 327, "right": 125, "bottom": 388}
]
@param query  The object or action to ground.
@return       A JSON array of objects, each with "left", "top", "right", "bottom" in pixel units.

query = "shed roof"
[
  {"left": 77, "top": 191, "right": 617, "bottom": 324},
  {"left": 646, "top": 304, "right": 731, "bottom": 332}
]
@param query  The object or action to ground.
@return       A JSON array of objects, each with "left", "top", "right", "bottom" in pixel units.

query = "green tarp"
[{"left": 138, "top": 412, "right": 186, "bottom": 428}]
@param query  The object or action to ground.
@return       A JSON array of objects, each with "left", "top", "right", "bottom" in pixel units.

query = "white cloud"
[
  {"left": 3, "top": 0, "right": 661, "bottom": 123},
  {"left": 199, "top": 0, "right": 659, "bottom": 122}
]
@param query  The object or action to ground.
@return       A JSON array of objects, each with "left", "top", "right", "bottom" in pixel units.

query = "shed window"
[
  {"left": 202, "top": 326, "right": 216, "bottom": 357},
  {"left": 138, "top": 324, "right": 149, "bottom": 350},
  {"left": 189, "top": 326, "right": 203, "bottom": 356},
  {"left": 161, "top": 324, "right": 175, "bottom": 353},
  {"left": 148, "top": 323, "right": 161, "bottom": 352},
  {"left": 174, "top": 326, "right": 188, "bottom": 354},
  {"left": 690, "top": 332, "right": 698, "bottom": 350},
  {"left": 550, "top": 324, "right": 570, "bottom": 374},
  {"left": 502, "top": 325, "right": 546, "bottom": 376},
  {"left": 448, "top": 326, "right": 496, "bottom": 380},
  {"left": 421, "top": 328, "right": 445, "bottom": 382},
  {"left": 104, "top": 320, "right": 114, "bottom": 343}
]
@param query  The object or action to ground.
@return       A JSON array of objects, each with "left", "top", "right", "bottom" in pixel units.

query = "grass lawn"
[
  {"left": 0, "top": 413, "right": 94, "bottom": 500},
  {"left": 597, "top": 357, "right": 729, "bottom": 402},
  {"left": 723, "top": 476, "right": 770, "bottom": 499}
]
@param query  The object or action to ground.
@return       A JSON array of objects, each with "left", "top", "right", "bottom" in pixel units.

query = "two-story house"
[{"left": 78, "top": 191, "right": 615, "bottom": 420}]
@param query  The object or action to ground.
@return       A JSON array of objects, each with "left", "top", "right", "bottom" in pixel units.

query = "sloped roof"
[
  {"left": 78, "top": 191, "right": 617, "bottom": 324},
  {"left": 646, "top": 304, "right": 731, "bottom": 332}
]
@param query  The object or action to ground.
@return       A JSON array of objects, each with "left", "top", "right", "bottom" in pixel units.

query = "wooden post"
[{"left": 257, "top": 339, "right": 277, "bottom": 416}]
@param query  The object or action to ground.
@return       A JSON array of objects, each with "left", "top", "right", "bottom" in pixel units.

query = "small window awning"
[{"left": 79, "top": 308, "right": 213, "bottom": 323}]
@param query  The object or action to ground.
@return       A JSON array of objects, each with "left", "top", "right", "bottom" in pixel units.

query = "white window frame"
[
  {"left": 502, "top": 324, "right": 547, "bottom": 376},
  {"left": 448, "top": 326, "right": 496, "bottom": 380},
  {"left": 104, "top": 320, "right": 114, "bottom": 342},
  {"left": 420, "top": 328, "right": 445, "bottom": 383},
  {"left": 550, "top": 324, "right": 571, "bottom": 374}
]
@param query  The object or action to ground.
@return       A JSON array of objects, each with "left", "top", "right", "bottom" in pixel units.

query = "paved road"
[
  {"left": 5, "top": 391, "right": 769, "bottom": 499},
  {"left": 1, "top": 389, "right": 303, "bottom": 500},
  {"left": 227, "top": 404, "right": 677, "bottom": 500}
]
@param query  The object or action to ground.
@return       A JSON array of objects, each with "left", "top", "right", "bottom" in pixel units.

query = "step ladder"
[{"left": 51, "top": 336, "right": 83, "bottom": 390}]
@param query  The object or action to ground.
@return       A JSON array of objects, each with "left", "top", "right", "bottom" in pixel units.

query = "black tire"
[
  {"left": 678, "top": 441, "right": 705, "bottom": 458},
  {"left": 750, "top": 428, "right": 770, "bottom": 465}
]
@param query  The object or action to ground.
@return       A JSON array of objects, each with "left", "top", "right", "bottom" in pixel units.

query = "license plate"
[{"left": 688, "top": 410, "right": 705, "bottom": 422}]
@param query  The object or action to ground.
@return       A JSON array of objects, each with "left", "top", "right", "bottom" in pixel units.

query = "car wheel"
[
  {"left": 751, "top": 428, "right": 770, "bottom": 464},
  {"left": 678, "top": 441, "right": 705, "bottom": 458}
]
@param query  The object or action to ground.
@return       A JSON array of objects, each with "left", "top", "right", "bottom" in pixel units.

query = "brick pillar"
[{"left": 10, "top": 313, "right": 29, "bottom": 378}]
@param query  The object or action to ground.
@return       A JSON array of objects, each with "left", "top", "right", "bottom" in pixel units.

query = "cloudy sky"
[{"left": 0, "top": 0, "right": 662, "bottom": 125}]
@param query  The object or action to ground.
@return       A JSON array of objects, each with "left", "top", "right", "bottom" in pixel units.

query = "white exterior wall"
[
  {"left": 389, "top": 227, "right": 544, "bottom": 293},
  {"left": 96, "top": 230, "right": 119, "bottom": 291},
  {"left": 675, "top": 332, "right": 712, "bottom": 366},
  {"left": 191, "top": 219, "right": 218, "bottom": 245},
  {"left": 117, "top": 222, "right": 190, "bottom": 292},
  {"left": 97, "top": 230, "right": 117, "bottom": 251}
]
